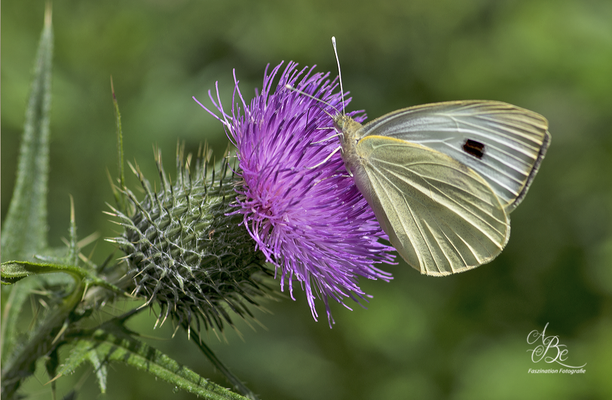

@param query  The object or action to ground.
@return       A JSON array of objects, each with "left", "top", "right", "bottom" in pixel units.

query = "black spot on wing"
[{"left": 462, "top": 139, "right": 485, "bottom": 159}]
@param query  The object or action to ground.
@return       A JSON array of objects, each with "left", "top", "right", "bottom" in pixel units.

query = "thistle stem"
[{"left": 181, "top": 320, "right": 259, "bottom": 400}]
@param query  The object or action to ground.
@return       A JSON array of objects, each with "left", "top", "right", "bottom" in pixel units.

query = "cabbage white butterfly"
[{"left": 293, "top": 37, "right": 550, "bottom": 276}]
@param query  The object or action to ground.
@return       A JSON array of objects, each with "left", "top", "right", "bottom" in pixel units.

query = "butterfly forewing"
[
  {"left": 358, "top": 101, "right": 550, "bottom": 212},
  {"left": 352, "top": 135, "right": 510, "bottom": 276}
]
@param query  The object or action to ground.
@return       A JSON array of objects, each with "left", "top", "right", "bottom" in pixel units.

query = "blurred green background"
[{"left": 3, "top": 0, "right": 612, "bottom": 399}]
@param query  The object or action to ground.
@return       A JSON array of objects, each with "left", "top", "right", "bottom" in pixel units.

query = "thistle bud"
[{"left": 109, "top": 146, "right": 271, "bottom": 333}]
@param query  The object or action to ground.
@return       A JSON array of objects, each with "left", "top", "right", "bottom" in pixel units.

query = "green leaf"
[
  {"left": 110, "top": 77, "right": 127, "bottom": 212},
  {"left": 0, "top": 260, "right": 83, "bottom": 285},
  {"left": 57, "top": 340, "right": 93, "bottom": 374},
  {"left": 87, "top": 349, "right": 107, "bottom": 393},
  {"left": 0, "top": 260, "right": 123, "bottom": 295},
  {"left": 58, "top": 324, "right": 249, "bottom": 400},
  {"left": 1, "top": 5, "right": 53, "bottom": 262},
  {"left": 58, "top": 339, "right": 108, "bottom": 393},
  {"left": 1, "top": 277, "right": 40, "bottom": 364}
]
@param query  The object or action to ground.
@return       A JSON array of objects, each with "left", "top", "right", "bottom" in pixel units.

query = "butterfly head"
[{"left": 334, "top": 113, "right": 365, "bottom": 175}]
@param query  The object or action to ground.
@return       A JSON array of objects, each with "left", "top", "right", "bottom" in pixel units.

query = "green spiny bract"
[{"left": 109, "top": 147, "right": 271, "bottom": 333}]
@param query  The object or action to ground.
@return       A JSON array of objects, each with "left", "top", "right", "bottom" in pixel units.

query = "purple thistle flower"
[{"left": 194, "top": 61, "right": 395, "bottom": 325}]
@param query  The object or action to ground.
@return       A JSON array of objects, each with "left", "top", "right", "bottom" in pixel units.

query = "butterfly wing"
[
  {"left": 359, "top": 101, "right": 550, "bottom": 212},
  {"left": 352, "top": 135, "right": 510, "bottom": 275}
]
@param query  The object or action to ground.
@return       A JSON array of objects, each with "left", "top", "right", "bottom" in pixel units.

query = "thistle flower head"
[{"left": 196, "top": 62, "right": 395, "bottom": 324}]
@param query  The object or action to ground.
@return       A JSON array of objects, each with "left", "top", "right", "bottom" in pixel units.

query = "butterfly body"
[{"left": 334, "top": 100, "right": 550, "bottom": 276}]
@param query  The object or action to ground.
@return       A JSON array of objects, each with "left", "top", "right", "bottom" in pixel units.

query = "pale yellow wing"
[{"left": 353, "top": 135, "right": 510, "bottom": 275}]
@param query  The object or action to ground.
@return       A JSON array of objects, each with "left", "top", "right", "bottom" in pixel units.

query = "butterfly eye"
[{"left": 462, "top": 139, "right": 485, "bottom": 159}]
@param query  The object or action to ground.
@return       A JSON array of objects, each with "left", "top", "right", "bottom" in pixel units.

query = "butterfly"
[
  {"left": 290, "top": 37, "right": 550, "bottom": 276},
  {"left": 335, "top": 99, "right": 550, "bottom": 275}
]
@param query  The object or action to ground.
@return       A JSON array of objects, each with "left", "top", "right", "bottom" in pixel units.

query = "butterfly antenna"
[
  {"left": 331, "top": 36, "right": 346, "bottom": 116},
  {"left": 285, "top": 84, "right": 340, "bottom": 118}
]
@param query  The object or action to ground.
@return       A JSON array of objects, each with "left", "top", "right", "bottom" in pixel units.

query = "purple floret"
[{"left": 195, "top": 61, "right": 395, "bottom": 325}]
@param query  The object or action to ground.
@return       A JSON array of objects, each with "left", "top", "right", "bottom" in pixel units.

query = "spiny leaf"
[
  {"left": 58, "top": 324, "right": 249, "bottom": 400},
  {"left": 1, "top": 4, "right": 53, "bottom": 262},
  {"left": 87, "top": 350, "right": 107, "bottom": 393},
  {"left": 110, "top": 76, "right": 127, "bottom": 212},
  {"left": 1, "top": 277, "right": 39, "bottom": 364},
  {"left": 0, "top": 260, "right": 123, "bottom": 295},
  {"left": 1, "top": 6, "right": 54, "bottom": 368},
  {"left": 56, "top": 339, "right": 108, "bottom": 393}
]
